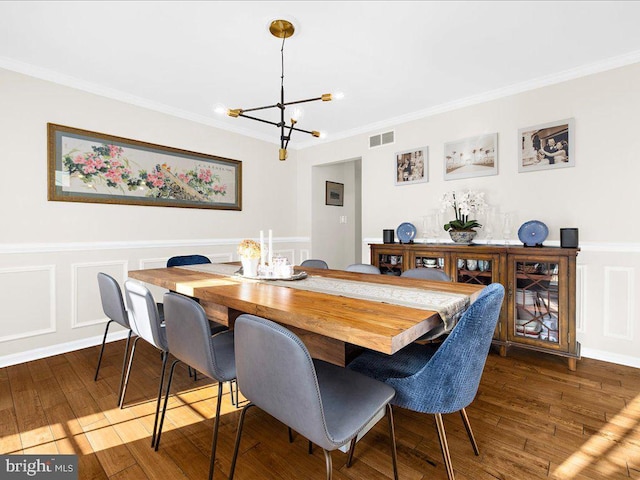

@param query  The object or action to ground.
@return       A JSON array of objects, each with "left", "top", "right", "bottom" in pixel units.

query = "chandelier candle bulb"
[
  {"left": 260, "top": 230, "right": 265, "bottom": 266},
  {"left": 268, "top": 229, "right": 273, "bottom": 265}
]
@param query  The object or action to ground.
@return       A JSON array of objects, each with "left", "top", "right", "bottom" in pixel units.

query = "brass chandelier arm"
[
  {"left": 234, "top": 94, "right": 329, "bottom": 115},
  {"left": 289, "top": 125, "right": 319, "bottom": 136},
  {"left": 237, "top": 113, "right": 319, "bottom": 137},
  {"left": 237, "top": 113, "right": 281, "bottom": 127},
  {"left": 238, "top": 103, "right": 280, "bottom": 114},
  {"left": 282, "top": 96, "right": 326, "bottom": 106}
]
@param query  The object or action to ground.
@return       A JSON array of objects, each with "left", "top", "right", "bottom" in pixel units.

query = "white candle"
[
  {"left": 268, "top": 229, "right": 273, "bottom": 265},
  {"left": 260, "top": 230, "right": 265, "bottom": 266}
]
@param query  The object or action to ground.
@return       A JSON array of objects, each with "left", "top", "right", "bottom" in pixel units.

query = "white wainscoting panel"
[
  {"left": 139, "top": 257, "right": 168, "bottom": 270},
  {"left": 0, "top": 265, "right": 56, "bottom": 342},
  {"left": 72, "top": 261, "right": 128, "bottom": 328},
  {"left": 603, "top": 266, "right": 635, "bottom": 340}
]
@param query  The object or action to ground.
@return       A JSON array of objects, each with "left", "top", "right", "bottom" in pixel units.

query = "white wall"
[
  {"left": 0, "top": 68, "right": 307, "bottom": 364},
  {"left": 298, "top": 62, "right": 640, "bottom": 368}
]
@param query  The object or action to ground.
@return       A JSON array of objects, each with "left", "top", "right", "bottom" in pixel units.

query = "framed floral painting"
[{"left": 47, "top": 123, "right": 242, "bottom": 210}]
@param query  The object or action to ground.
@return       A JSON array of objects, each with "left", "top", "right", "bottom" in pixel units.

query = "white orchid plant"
[{"left": 441, "top": 190, "right": 487, "bottom": 232}]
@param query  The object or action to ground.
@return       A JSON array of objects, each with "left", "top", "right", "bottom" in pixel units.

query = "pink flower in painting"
[
  {"left": 198, "top": 168, "right": 212, "bottom": 183},
  {"left": 213, "top": 184, "right": 227, "bottom": 194},
  {"left": 178, "top": 173, "right": 192, "bottom": 183},
  {"left": 92, "top": 158, "right": 106, "bottom": 170},
  {"left": 83, "top": 164, "right": 97, "bottom": 174},
  {"left": 147, "top": 171, "right": 165, "bottom": 188},
  {"left": 108, "top": 145, "right": 123, "bottom": 158},
  {"left": 105, "top": 168, "right": 123, "bottom": 184},
  {"left": 73, "top": 154, "right": 86, "bottom": 164},
  {"left": 111, "top": 160, "right": 122, "bottom": 168}
]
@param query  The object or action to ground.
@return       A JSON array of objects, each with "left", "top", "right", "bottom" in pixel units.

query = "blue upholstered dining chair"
[
  {"left": 401, "top": 267, "right": 452, "bottom": 282},
  {"left": 348, "top": 283, "right": 504, "bottom": 480},
  {"left": 167, "top": 254, "right": 212, "bottom": 267},
  {"left": 156, "top": 292, "right": 237, "bottom": 480},
  {"left": 229, "top": 314, "right": 399, "bottom": 480},
  {"left": 300, "top": 259, "right": 329, "bottom": 269},
  {"left": 345, "top": 263, "right": 381, "bottom": 274}
]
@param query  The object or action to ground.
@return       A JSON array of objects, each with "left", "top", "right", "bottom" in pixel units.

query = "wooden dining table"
[{"left": 127, "top": 264, "right": 484, "bottom": 366}]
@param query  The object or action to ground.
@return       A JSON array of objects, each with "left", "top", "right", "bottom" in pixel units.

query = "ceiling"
[{"left": 2, "top": 1, "right": 640, "bottom": 149}]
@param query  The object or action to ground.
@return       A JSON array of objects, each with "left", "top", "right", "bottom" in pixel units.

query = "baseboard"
[
  {"left": 581, "top": 347, "right": 640, "bottom": 369},
  {"left": 0, "top": 329, "right": 130, "bottom": 368}
]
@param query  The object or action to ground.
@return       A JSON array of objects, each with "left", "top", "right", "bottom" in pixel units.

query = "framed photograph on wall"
[
  {"left": 325, "top": 181, "right": 344, "bottom": 206},
  {"left": 48, "top": 123, "right": 242, "bottom": 210},
  {"left": 444, "top": 133, "right": 498, "bottom": 180},
  {"left": 395, "top": 147, "right": 428, "bottom": 185},
  {"left": 518, "top": 118, "right": 575, "bottom": 173}
]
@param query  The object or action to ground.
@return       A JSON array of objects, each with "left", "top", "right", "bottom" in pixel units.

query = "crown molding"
[{"left": 297, "top": 49, "right": 640, "bottom": 149}]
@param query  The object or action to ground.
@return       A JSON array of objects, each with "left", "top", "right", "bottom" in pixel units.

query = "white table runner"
[{"left": 178, "top": 263, "right": 471, "bottom": 337}]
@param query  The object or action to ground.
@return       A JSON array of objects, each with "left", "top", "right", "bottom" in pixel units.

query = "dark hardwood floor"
[{"left": 1, "top": 339, "right": 639, "bottom": 479}]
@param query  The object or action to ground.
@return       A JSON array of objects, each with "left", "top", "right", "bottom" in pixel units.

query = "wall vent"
[{"left": 369, "top": 130, "right": 395, "bottom": 148}]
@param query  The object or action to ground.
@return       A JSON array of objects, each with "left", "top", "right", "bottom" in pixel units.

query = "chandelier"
[{"left": 217, "top": 19, "right": 342, "bottom": 161}]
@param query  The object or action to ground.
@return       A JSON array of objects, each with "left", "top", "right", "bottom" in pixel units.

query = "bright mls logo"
[{"left": 1, "top": 455, "right": 77, "bottom": 479}]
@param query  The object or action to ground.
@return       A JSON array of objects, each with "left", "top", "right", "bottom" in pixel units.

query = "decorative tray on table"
[{"left": 235, "top": 269, "right": 308, "bottom": 281}]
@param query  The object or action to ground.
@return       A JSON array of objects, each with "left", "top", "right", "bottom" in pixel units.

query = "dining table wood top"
[{"left": 128, "top": 265, "right": 484, "bottom": 358}]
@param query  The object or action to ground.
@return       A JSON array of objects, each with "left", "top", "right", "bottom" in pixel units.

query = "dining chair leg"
[
  {"left": 322, "top": 448, "right": 333, "bottom": 480},
  {"left": 116, "top": 330, "right": 133, "bottom": 405},
  {"left": 230, "top": 379, "right": 238, "bottom": 407},
  {"left": 386, "top": 404, "right": 399, "bottom": 480},
  {"left": 229, "top": 403, "right": 255, "bottom": 480},
  {"left": 119, "top": 336, "right": 140, "bottom": 409},
  {"left": 459, "top": 408, "right": 480, "bottom": 455},
  {"left": 94, "top": 320, "right": 113, "bottom": 381},
  {"left": 308, "top": 440, "right": 313, "bottom": 455},
  {"left": 206, "top": 382, "right": 225, "bottom": 480},
  {"left": 346, "top": 437, "right": 357, "bottom": 467},
  {"left": 151, "top": 351, "right": 169, "bottom": 448},
  {"left": 434, "top": 413, "right": 455, "bottom": 480},
  {"left": 288, "top": 427, "right": 294, "bottom": 443},
  {"left": 155, "top": 359, "right": 180, "bottom": 451}
]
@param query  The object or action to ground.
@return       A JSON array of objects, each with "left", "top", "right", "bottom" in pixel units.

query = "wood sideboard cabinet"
[{"left": 370, "top": 243, "right": 581, "bottom": 370}]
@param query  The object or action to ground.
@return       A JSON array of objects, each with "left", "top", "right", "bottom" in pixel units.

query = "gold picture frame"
[{"left": 47, "top": 123, "right": 242, "bottom": 210}]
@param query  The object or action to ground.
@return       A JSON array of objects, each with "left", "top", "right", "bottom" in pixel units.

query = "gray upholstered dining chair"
[
  {"left": 166, "top": 254, "right": 228, "bottom": 337},
  {"left": 228, "top": 314, "right": 398, "bottom": 480},
  {"left": 94, "top": 273, "right": 133, "bottom": 404},
  {"left": 121, "top": 280, "right": 170, "bottom": 448},
  {"left": 401, "top": 267, "right": 452, "bottom": 282},
  {"left": 348, "top": 283, "right": 504, "bottom": 480},
  {"left": 300, "top": 259, "right": 329, "bottom": 269},
  {"left": 345, "top": 263, "right": 381, "bottom": 274},
  {"left": 155, "top": 292, "right": 236, "bottom": 480}
]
